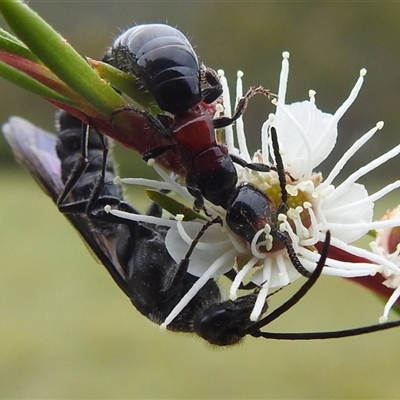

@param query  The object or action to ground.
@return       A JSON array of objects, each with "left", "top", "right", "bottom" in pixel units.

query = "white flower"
[
  {"left": 107, "top": 52, "right": 400, "bottom": 328},
  {"left": 370, "top": 206, "right": 400, "bottom": 322}
]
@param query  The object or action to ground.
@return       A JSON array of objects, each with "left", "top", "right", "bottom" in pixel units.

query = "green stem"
[
  {"left": 0, "top": 60, "right": 73, "bottom": 104},
  {"left": 0, "top": 0, "right": 125, "bottom": 116}
]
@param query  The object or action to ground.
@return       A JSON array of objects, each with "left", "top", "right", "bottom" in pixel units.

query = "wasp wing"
[{"left": 2, "top": 117, "right": 132, "bottom": 298}]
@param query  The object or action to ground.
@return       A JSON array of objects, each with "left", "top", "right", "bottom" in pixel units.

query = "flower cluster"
[{"left": 108, "top": 52, "right": 400, "bottom": 329}]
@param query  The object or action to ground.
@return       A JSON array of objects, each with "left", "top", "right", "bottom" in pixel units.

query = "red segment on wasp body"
[{"left": 113, "top": 92, "right": 274, "bottom": 212}]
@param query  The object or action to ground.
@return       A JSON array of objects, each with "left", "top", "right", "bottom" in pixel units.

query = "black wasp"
[
  {"left": 103, "top": 23, "right": 274, "bottom": 211},
  {"left": 5, "top": 112, "right": 400, "bottom": 346},
  {"left": 4, "top": 111, "right": 221, "bottom": 333}
]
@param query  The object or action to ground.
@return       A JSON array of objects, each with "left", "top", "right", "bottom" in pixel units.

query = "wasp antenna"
[
  {"left": 270, "top": 127, "right": 288, "bottom": 207},
  {"left": 252, "top": 318, "right": 400, "bottom": 340}
]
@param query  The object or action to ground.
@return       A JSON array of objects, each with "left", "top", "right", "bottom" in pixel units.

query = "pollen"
[{"left": 264, "top": 183, "right": 310, "bottom": 213}]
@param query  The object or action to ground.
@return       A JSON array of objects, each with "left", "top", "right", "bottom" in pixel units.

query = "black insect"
[
  {"left": 153, "top": 95, "right": 274, "bottom": 210},
  {"left": 225, "top": 126, "right": 311, "bottom": 277},
  {"left": 3, "top": 111, "right": 222, "bottom": 332},
  {"left": 5, "top": 113, "right": 400, "bottom": 347},
  {"left": 103, "top": 24, "right": 222, "bottom": 115},
  {"left": 103, "top": 23, "right": 273, "bottom": 211}
]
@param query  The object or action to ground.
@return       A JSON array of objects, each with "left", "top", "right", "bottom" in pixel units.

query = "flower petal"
[
  {"left": 274, "top": 101, "right": 337, "bottom": 178},
  {"left": 165, "top": 221, "right": 234, "bottom": 277},
  {"left": 321, "top": 182, "right": 373, "bottom": 242}
]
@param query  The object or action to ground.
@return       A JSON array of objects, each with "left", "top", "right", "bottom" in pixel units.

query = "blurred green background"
[{"left": 1, "top": 1, "right": 400, "bottom": 399}]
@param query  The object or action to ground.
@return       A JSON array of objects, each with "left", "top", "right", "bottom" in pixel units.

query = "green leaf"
[
  {"left": 0, "top": 0, "right": 125, "bottom": 116},
  {"left": 0, "top": 50, "right": 98, "bottom": 111},
  {"left": 89, "top": 59, "right": 160, "bottom": 115},
  {"left": 0, "top": 60, "right": 74, "bottom": 104},
  {"left": 0, "top": 26, "right": 24, "bottom": 45},
  {"left": 146, "top": 189, "right": 208, "bottom": 221},
  {"left": 0, "top": 27, "right": 40, "bottom": 62}
]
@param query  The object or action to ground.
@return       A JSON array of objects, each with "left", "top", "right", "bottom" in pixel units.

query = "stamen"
[
  {"left": 276, "top": 254, "right": 290, "bottom": 285},
  {"left": 280, "top": 220, "right": 300, "bottom": 253},
  {"left": 152, "top": 164, "right": 193, "bottom": 200},
  {"left": 315, "top": 194, "right": 330, "bottom": 229},
  {"left": 176, "top": 217, "right": 196, "bottom": 246},
  {"left": 277, "top": 52, "right": 290, "bottom": 104},
  {"left": 328, "top": 235, "right": 400, "bottom": 274},
  {"left": 160, "top": 248, "right": 237, "bottom": 329},
  {"left": 370, "top": 241, "right": 386, "bottom": 258},
  {"left": 117, "top": 177, "right": 173, "bottom": 191},
  {"left": 321, "top": 122, "right": 384, "bottom": 188},
  {"left": 306, "top": 90, "right": 316, "bottom": 136},
  {"left": 380, "top": 285, "right": 400, "bottom": 322},
  {"left": 299, "top": 205, "right": 320, "bottom": 246},
  {"left": 218, "top": 69, "right": 235, "bottom": 152},
  {"left": 235, "top": 70, "right": 251, "bottom": 162},
  {"left": 327, "top": 142, "right": 400, "bottom": 203},
  {"left": 104, "top": 206, "right": 177, "bottom": 228},
  {"left": 146, "top": 158, "right": 155, "bottom": 166},
  {"left": 264, "top": 224, "right": 274, "bottom": 251},
  {"left": 291, "top": 210, "right": 310, "bottom": 240},
  {"left": 250, "top": 263, "right": 272, "bottom": 321},
  {"left": 327, "top": 218, "right": 400, "bottom": 232},
  {"left": 286, "top": 181, "right": 315, "bottom": 197},
  {"left": 255, "top": 239, "right": 268, "bottom": 254},
  {"left": 299, "top": 247, "right": 380, "bottom": 273},
  {"left": 229, "top": 256, "right": 259, "bottom": 300},
  {"left": 251, "top": 228, "right": 269, "bottom": 258},
  {"left": 315, "top": 69, "right": 366, "bottom": 151},
  {"left": 176, "top": 218, "right": 231, "bottom": 251},
  {"left": 300, "top": 256, "right": 378, "bottom": 277},
  {"left": 261, "top": 121, "right": 271, "bottom": 164},
  {"left": 214, "top": 103, "right": 224, "bottom": 118},
  {"left": 327, "top": 180, "right": 400, "bottom": 213}
]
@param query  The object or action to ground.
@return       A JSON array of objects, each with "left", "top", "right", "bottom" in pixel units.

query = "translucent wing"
[{"left": 2, "top": 117, "right": 132, "bottom": 298}]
